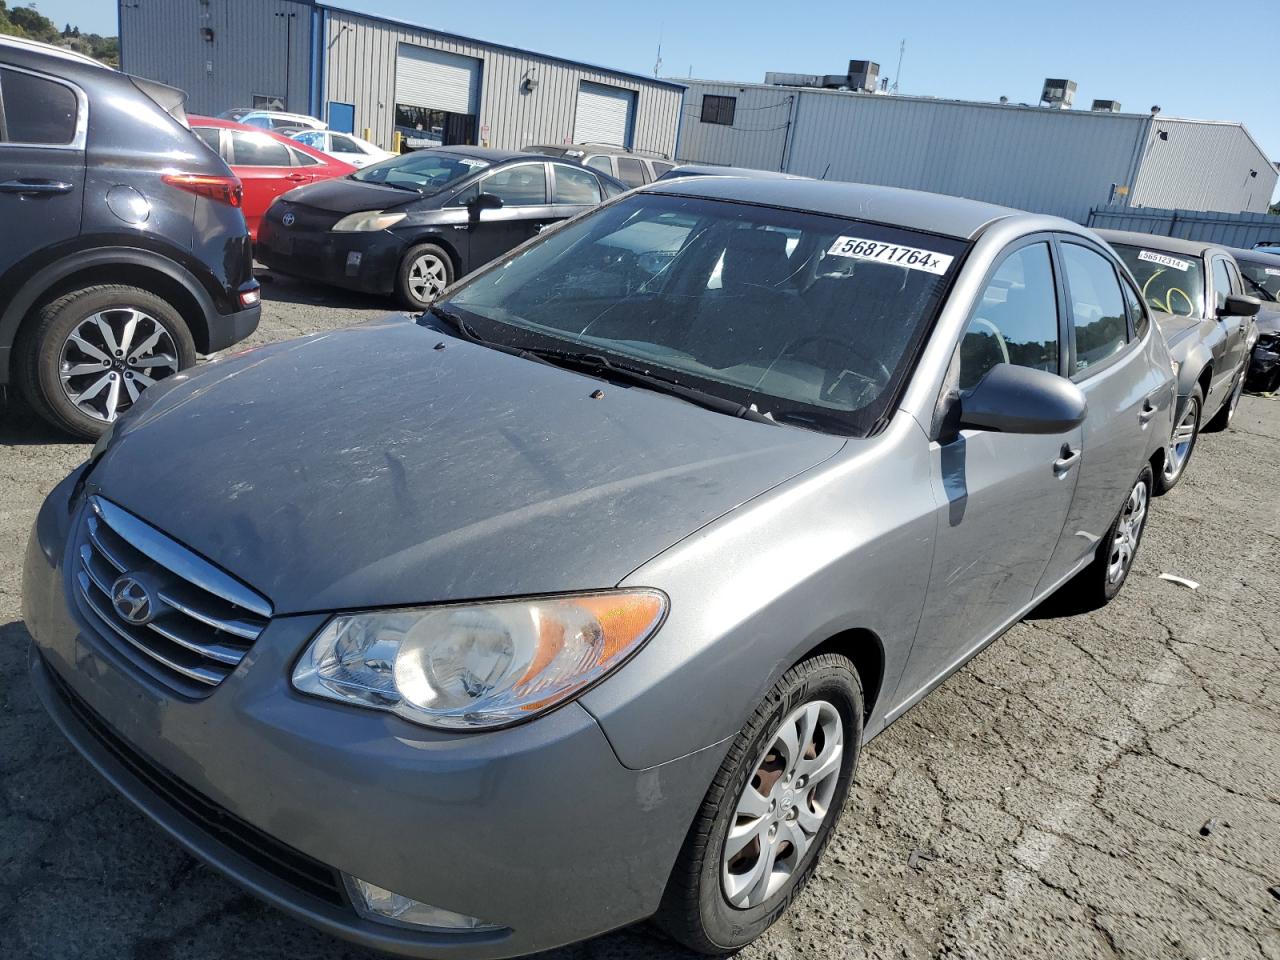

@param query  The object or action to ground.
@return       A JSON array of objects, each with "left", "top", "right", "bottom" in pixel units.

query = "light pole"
[{"left": 275, "top": 11, "right": 296, "bottom": 110}]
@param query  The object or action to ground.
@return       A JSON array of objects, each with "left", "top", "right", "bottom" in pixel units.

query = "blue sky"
[{"left": 37, "top": 0, "right": 1280, "bottom": 175}]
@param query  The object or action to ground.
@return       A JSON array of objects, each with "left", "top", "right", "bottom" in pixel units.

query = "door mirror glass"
[
  {"left": 958, "top": 363, "right": 1087, "bottom": 434},
  {"left": 1221, "top": 293, "right": 1260, "bottom": 317},
  {"left": 468, "top": 192, "right": 504, "bottom": 213}
]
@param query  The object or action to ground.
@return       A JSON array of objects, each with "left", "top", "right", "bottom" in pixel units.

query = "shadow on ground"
[{"left": 255, "top": 269, "right": 399, "bottom": 312}]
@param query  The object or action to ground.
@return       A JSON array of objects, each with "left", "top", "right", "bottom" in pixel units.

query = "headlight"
[
  {"left": 292, "top": 590, "right": 667, "bottom": 730},
  {"left": 331, "top": 211, "right": 407, "bottom": 232}
]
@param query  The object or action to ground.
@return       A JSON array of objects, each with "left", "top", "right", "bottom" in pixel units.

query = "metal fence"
[{"left": 1086, "top": 204, "right": 1280, "bottom": 249}]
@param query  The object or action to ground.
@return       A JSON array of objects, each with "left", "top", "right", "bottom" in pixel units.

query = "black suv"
[{"left": 0, "top": 37, "right": 260, "bottom": 438}]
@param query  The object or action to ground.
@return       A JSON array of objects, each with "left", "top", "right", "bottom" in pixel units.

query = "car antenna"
[{"left": 821, "top": 163, "right": 831, "bottom": 181}]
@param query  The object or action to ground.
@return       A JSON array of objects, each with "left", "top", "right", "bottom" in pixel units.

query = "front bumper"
[
  {"left": 23, "top": 472, "right": 723, "bottom": 958},
  {"left": 257, "top": 219, "right": 403, "bottom": 296}
]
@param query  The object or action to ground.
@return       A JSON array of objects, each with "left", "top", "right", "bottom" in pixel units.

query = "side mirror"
[
  {"left": 467, "top": 192, "right": 504, "bottom": 214},
  {"left": 958, "top": 363, "right": 1087, "bottom": 434},
  {"left": 1220, "top": 294, "right": 1261, "bottom": 318}
]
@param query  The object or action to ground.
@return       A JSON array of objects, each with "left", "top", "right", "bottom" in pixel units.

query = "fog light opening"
[{"left": 343, "top": 875, "right": 502, "bottom": 933}]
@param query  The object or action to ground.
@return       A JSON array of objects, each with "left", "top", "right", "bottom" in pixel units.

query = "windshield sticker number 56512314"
[{"left": 827, "top": 236, "right": 954, "bottom": 275}]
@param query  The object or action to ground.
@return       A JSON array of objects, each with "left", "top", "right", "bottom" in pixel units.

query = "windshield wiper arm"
[
  {"left": 519, "top": 347, "right": 777, "bottom": 425},
  {"left": 426, "top": 304, "right": 485, "bottom": 341}
]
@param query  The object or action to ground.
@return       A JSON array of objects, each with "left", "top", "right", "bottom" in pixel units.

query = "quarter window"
[
  {"left": 0, "top": 68, "right": 78, "bottom": 145},
  {"left": 1211, "top": 257, "right": 1233, "bottom": 313},
  {"left": 481, "top": 163, "right": 547, "bottom": 206},
  {"left": 1062, "top": 243, "right": 1129, "bottom": 373},
  {"left": 553, "top": 164, "right": 603, "bottom": 205},
  {"left": 193, "top": 126, "right": 222, "bottom": 153},
  {"left": 958, "top": 242, "right": 1061, "bottom": 390},
  {"left": 701, "top": 94, "right": 736, "bottom": 126},
  {"left": 616, "top": 157, "right": 647, "bottom": 187}
]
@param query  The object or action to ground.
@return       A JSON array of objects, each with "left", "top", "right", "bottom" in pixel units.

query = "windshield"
[
  {"left": 1111, "top": 243, "right": 1205, "bottom": 317},
  {"left": 1236, "top": 258, "right": 1280, "bottom": 303},
  {"left": 441, "top": 192, "right": 966, "bottom": 435},
  {"left": 352, "top": 150, "right": 490, "bottom": 193}
]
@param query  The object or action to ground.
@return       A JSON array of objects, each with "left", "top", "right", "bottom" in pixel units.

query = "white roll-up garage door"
[
  {"left": 573, "top": 81, "right": 635, "bottom": 146},
  {"left": 396, "top": 43, "right": 481, "bottom": 114}
]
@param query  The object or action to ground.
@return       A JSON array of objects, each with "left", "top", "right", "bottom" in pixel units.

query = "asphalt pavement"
[{"left": 1, "top": 275, "right": 1277, "bottom": 960}]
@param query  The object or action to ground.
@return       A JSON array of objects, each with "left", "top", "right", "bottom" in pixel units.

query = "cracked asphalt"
[{"left": 1, "top": 275, "right": 1278, "bottom": 959}]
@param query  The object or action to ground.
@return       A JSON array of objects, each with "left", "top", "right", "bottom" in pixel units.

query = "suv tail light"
[{"left": 162, "top": 173, "right": 243, "bottom": 207}]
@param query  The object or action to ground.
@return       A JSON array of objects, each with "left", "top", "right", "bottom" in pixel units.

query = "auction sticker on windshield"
[
  {"left": 827, "top": 237, "right": 954, "bottom": 275},
  {"left": 1138, "top": 250, "right": 1191, "bottom": 272}
]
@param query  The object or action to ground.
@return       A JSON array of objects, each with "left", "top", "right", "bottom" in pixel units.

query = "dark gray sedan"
[
  {"left": 26, "top": 179, "right": 1174, "bottom": 958},
  {"left": 1098, "top": 230, "right": 1259, "bottom": 492}
]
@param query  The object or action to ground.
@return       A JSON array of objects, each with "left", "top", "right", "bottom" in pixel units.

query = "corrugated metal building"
[
  {"left": 117, "top": 0, "right": 684, "bottom": 157},
  {"left": 675, "top": 79, "right": 1276, "bottom": 223}
]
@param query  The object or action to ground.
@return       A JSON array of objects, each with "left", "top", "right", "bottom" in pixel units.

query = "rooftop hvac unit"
[
  {"left": 1040, "top": 78, "right": 1077, "bottom": 109},
  {"left": 764, "top": 71, "right": 821, "bottom": 87},
  {"left": 847, "top": 60, "right": 879, "bottom": 93},
  {"left": 1091, "top": 99, "right": 1121, "bottom": 113}
]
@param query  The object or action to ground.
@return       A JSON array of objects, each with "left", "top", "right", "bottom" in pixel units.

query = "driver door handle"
[
  {"left": 0, "top": 178, "right": 73, "bottom": 195},
  {"left": 1053, "top": 445, "right": 1081, "bottom": 475},
  {"left": 1138, "top": 401, "right": 1158, "bottom": 424}
]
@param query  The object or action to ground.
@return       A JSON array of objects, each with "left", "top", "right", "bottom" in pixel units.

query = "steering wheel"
[
  {"left": 968, "top": 317, "right": 1011, "bottom": 364},
  {"left": 779, "top": 335, "right": 893, "bottom": 405}
]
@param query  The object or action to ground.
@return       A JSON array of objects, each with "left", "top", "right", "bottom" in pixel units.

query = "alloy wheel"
[
  {"left": 1163, "top": 398, "right": 1199, "bottom": 483},
  {"left": 1107, "top": 479, "right": 1149, "bottom": 585},
  {"left": 721, "top": 700, "right": 843, "bottom": 909},
  {"left": 58, "top": 308, "right": 178, "bottom": 423},
  {"left": 407, "top": 253, "right": 448, "bottom": 304}
]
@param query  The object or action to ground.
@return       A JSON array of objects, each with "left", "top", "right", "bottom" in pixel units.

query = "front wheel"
[
  {"left": 656, "top": 654, "right": 862, "bottom": 955},
  {"left": 1154, "top": 386, "right": 1201, "bottom": 494},
  {"left": 395, "top": 243, "right": 453, "bottom": 310}
]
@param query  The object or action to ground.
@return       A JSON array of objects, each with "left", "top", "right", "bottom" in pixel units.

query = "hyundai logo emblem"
[
  {"left": 111, "top": 574, "right": 155, "bottom": 626},
  {"left": 281, "top": 212, "right": 296, "bottom": 227}
]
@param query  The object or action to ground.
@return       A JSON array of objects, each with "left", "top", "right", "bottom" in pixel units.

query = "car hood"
[
  {"left": 1153, "top": 312, "right": 1201, "bottom": 351},
  {"left": 281, "top": 176, "right": 426, "bottom": 214},
  {"left": 94, "top": 318, "right": 844, "bottom": 615}
]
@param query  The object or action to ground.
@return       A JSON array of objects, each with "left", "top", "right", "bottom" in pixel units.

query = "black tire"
[
  {"left": 1058, "top": 464, "right": 1153, "bottom": 611},
  {"left": 14, "top": 284, "right": 196, "bottom": 440},
  {"left": 395, "top": 243, "right": 454, "bottom": 310},
  {"left": 1203, "top": 368, "right": 1244, "bottom": 432},
  {"left": 655, "top": 654, "right": 863, "bottom": 955},
  {"left": 1153, "top": 386, "right": 1202, "bottom": 495}
]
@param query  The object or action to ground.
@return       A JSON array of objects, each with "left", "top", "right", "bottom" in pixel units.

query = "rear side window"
[
  {"left": 1062, "top": 243, "right": 1129, "bottom": 373},
  {"left": 959, "top": 242, "right": 1061, "bottom": 390},
  {"left": 554, "top": 164, "right": 603, "bottom": 204},
  {"left": 616, "top": 157, "right": 646, "bottom": 187},
  {"left": 0, "top": 68, "right": 78, "bottom": 145},
  {"left": 585, "top": 155, "right": 613, "bottom": 175},
  {"left": 229, "top": 130, "right": 292, "bottom": 167}
]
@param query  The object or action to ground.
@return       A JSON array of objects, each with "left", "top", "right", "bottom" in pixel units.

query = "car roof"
[
  {"left": 1092, "top": 229, "right": 1228, "bottom": 258},
  {"left": 425, "top": 145, "right": 550, "bottom": 164},
  {"left": 0, "top": 34, "right": 109, "bottom": 69},
  {"left": 1226, "top": 245, "right": 1280, "bottom": 266},
  {"left": 643, "top": 176, "right": 1029, "bottom": 240}
]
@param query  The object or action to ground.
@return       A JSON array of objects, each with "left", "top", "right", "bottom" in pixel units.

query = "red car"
[{"left": 190, "top": 116, "right": 356, "bottom": 240}]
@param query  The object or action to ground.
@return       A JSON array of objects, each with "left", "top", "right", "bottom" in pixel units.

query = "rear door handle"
[
  {"left": 286, "top": 173, "right": 309, "bottom": 182},
  {"left": 1053, "top": 445, "right": 1081, "bottom": 474},
  {"left": 1138, "top": 401, "right": 1158, "bottom": 424},
  {"left": 0, "top": 179, "right": 73, "bottom": 195}
]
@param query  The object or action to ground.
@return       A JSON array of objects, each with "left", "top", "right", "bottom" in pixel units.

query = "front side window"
[
  {"left": 701, "top": 95, "right": 736, "bottom": 126},
  {"left": 229, "top": 130, "right": 292, "bottom": 167},
  {"left": 1211, "top": 257, "right": 1233, "bottom": 313},
  {"left": 481, "top": 163, "right": 547, "bottom": 205},
  {"left": 353, "top": 150, "right": 490, "bottom": 193},
  {"left": 959, "top": 242, "right": 1060, "bottom": 390},
  {"left": 554, "top": 164, "right": 602, "bottom": 204},
  {"left": 616, "top": 157, "right": 647, "bottom": 187},
  {"left": 442, "top": 192, "right": 966, "bottom": 435},
  {"left": 0, "top": 68, "right": 78, "bottom": 145},
  {"left": 1062, "top": 243, "right": 1129, "bottom": 374},
  {"left": 1110, "top": 243, "right": 1205, "bottom": 318}
]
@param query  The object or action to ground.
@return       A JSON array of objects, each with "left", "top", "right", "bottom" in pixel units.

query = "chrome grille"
[{"left": 74, "top": 496, "right": 271, "bottom": 696}]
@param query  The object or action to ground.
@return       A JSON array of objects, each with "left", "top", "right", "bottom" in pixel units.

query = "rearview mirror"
[
  {"left": 958, "top": 364, "right": 1087, "bottom": 434},
  {"left": 468, "top": 192, "right": 504, "bottom": 213},
  {"left": 1220, "top": 294, "right": 1261, "bottom": 318}
]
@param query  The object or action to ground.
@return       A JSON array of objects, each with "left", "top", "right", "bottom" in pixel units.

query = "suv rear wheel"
[{"left": 15, "top": 284, "right": 196, "bottom": 439}]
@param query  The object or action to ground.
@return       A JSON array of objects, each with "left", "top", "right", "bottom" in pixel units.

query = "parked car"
[
  {"left": 26, "top": 177, "right": 1176, "bottom": 958},
  {"left": 1226, "top": 246, "right": 1280, "bottom": 392},
  {"left": 655, "top": 163, "right": 810, "bottom": 182},
  {"left": 524, "top": 143, "right": 676, "bottom": 187},
  {"left": 237, "top": 109, "right": 326, "bottom": 132},
  {"left": 257, "top": 146, "right": 627, "bottom": 308},
  {"left": 1097, "top": 230, "right": 1258, "bottom": 491},
  {"left": 0, "top": 37, "right": 259, "bottom": 439},
  {"left": 290, "top": 129, "right": 395, "bottom": 168},
  {"left": 217, "top": 106, "right": 254, "bottom": 122},
  {"left": 189, "top": 116, "right": 356, "bottom": 241}
]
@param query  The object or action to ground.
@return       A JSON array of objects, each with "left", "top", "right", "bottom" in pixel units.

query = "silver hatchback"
[{"left": 25, "top": 177, "right": 1175, "bottom": 957}]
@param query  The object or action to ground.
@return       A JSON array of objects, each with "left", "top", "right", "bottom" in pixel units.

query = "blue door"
[{"left": 327, "top": 101, "right": 355, "bottom": 134}]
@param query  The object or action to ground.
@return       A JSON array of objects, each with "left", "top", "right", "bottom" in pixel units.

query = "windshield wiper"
[
  {"left": 426, "top": 303, "right": 486, "bottom": 341},
  {"left": 361, "top": 178, "right": 421, "bottom": 193},
  {"left": 1242, "top": 274, "right": 1278, "bottom": 302},
  {"left": 519, "top": 346, "right": 777, "bottom": 425}
]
